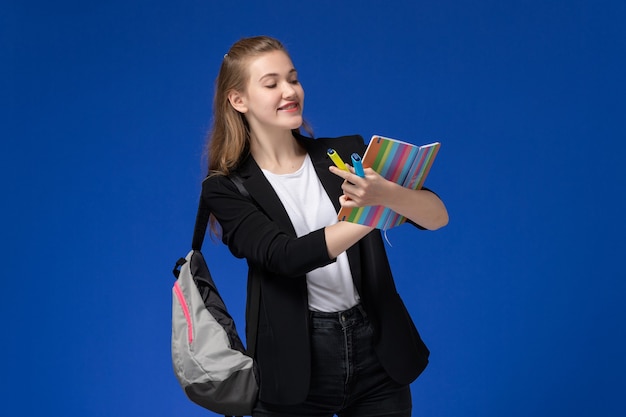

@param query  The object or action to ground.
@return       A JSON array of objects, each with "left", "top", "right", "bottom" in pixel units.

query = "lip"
[{"left": 278, "top": 102, "right": 300, "bottom": 112}]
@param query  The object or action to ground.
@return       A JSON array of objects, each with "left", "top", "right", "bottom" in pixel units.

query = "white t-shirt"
[{"left": 261, "top": 154, "right": 360, "bottom": 312}]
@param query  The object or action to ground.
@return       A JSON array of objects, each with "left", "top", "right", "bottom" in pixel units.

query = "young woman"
[{"left": 202, "top": 36, "right": 448, "bottom": 417}]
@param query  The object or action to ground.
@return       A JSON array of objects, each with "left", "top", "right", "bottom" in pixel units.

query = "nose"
[{"left": 282, "top": 81, "right": 297, "bottom": 99}]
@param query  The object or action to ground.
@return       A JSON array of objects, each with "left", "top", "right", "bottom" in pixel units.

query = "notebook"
[{"left": 337, "top": 135, "right": 440, "bottom": 230}]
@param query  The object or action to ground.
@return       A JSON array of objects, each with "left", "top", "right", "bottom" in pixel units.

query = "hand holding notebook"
[{"left": 337, "top": 135, "right": 441, "bottom": 230}]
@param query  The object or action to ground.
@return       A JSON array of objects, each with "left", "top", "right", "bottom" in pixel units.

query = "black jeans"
[{"left": 253, "top": 304, "right": 412, "bottom": 417}]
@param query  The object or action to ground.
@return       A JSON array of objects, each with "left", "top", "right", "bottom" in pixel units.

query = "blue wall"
[{"left": 3, "top": 1, "right": 624, "bottom": 416}]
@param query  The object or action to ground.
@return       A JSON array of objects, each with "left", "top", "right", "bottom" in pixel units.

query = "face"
[{"left": 230, "top": 50, "right": 305, "bottom": 136}]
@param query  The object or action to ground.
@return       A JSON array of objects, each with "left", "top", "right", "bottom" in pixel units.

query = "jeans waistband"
[{"left": 309, "top": 304, "right": 367, "bottom": 328}]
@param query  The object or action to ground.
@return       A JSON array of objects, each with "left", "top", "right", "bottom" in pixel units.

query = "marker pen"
[
  {"left": 327, "top": 148, "right": 349, "bottom": 172},
  {"left": 351, "top": 153, "right": 365, "bottom": 178}
]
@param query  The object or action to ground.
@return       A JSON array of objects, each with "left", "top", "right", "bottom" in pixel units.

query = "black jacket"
[{"left": 201, "top": 133, "right": 429, "bottom": 405}]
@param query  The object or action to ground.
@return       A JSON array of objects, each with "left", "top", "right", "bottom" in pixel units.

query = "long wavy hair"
[{"left": 205, "top": 36, "right": 310, "bottom": 176}]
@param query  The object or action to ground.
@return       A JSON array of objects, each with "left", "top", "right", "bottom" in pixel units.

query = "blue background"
[{"left": 3, "top": 1, "right": 625, "bottom": 416}]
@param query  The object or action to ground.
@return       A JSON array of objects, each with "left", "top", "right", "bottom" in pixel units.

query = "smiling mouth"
[{"left": 279, "top": 103, "right": 299, "bottom": 111}]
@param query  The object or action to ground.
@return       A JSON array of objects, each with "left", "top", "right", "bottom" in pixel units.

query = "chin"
[{"left": 287, "top": 119, "right": 303, "bottom": 130}]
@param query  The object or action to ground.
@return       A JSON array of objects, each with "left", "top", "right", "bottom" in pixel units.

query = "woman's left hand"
[
  {"left": 328, "top": 165, "right": 449, "bottom": 230},
  {"left": 329, "top": 166, "right": 391, "bottom": 208}
]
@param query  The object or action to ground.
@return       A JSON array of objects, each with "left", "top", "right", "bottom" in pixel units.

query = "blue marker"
[{"left": 351, "top": 153, "right": 365, "bottom": 178}]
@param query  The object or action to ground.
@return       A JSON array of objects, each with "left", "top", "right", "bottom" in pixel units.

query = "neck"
[{"left": 249, "top": 129, "right": 306, "bottom": 174}]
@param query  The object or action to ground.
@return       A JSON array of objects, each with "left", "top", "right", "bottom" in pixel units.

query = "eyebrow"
[{"left": 258, "top": 68, "right": 298, "bottom": 82}]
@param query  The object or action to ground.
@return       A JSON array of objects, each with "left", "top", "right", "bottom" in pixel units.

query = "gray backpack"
[{"left": 171, "top": 175, "right": 259, "bottom": 416}]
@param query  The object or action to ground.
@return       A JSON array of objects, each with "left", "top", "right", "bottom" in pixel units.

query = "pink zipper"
[{"left": 173, "top": 282, "right": 193, "bottom": 344}]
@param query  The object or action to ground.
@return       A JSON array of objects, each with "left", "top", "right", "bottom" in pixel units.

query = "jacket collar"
[
  {"left": 236, "top": 151, "right": 296, "bottom": 236},
  {"left": 234, "top": 132, "right": 340, "bottom": 236},
  {"left": 236, "top": 131, "right": 344, "bottom": 211}
]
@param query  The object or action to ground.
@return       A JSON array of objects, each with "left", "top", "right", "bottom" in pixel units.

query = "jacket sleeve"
[{"left": 201, "top": 175, "right": 335, "bottom": 278}]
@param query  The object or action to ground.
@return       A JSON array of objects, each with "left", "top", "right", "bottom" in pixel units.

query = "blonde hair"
[{"left": 206, "top": 36, "right": 310, "bottom": 176}]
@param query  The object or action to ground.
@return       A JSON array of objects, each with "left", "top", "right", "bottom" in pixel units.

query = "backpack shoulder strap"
[
  {"left": 229, "top": 173, "right": 261, "bottom": 358},
  {"left": 229, "top": 172, "right": 250, "bottom": 199},
  {"left": 189, "top": 172, "right": 260, "bottom": 358},
  {"left": 191, "top": 173, "right": 250, "bottom": 251}
]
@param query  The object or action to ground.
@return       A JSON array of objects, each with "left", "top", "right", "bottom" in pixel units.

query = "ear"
[{"left": 227, "top": 90, "right": 247, "bottom": 114}]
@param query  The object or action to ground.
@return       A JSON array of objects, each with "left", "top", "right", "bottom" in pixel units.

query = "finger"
[
  {"left": 329, "top": 165, "right": 350, "bottom": 179},
  {"left": 330, "top": 165, "right": 359, "bottom": 184},
  {"left": 339, "top": 194, "right": 357, "bottom": 207}
]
